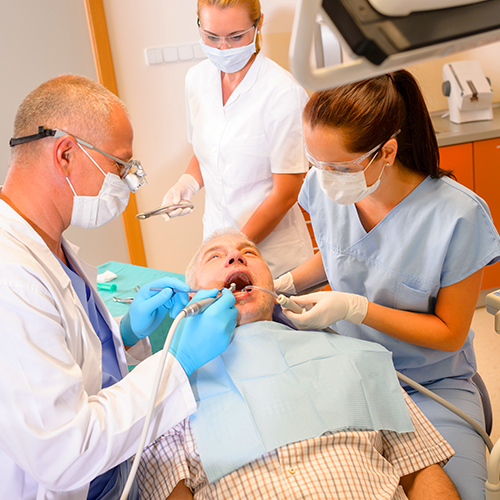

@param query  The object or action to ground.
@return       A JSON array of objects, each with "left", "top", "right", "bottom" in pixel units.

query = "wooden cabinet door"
[
  {"left": 439, "top": 143, "right": 474, "bottom": 190},
  {"left": 474, "top": 137, "right": 500, "bottom": 290}
]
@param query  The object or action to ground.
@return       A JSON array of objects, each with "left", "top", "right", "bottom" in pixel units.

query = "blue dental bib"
[{"left": 189, "top": 321, "right": 413, "bottom": 483}]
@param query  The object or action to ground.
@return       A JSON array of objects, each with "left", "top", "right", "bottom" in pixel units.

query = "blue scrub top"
[
  {"left": 299, "top": 173, "right": 500, "bottom": 391},
  {"left": 58, "top": 255, "right": 129, "bottom": 500}
]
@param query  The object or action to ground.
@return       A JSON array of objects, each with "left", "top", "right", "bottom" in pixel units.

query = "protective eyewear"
[
  {"left": 10, "top": 126, "right": 148, "bottom": 193},
  {"left": 197, "top": 14, "right": 260, "bottom": 48},
  {"left": 305, "top": 130, "right": 401, "bottom": 173},
  {"left": 305, "top": 143, "right": 382, "bottom": 173}
]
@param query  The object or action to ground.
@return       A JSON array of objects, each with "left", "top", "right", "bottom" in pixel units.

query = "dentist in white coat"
[{"left": 0, "top": 74, "right": 237, "bottom": 500}]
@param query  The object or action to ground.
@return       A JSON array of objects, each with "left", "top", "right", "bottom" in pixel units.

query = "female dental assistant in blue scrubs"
[
  {"left": 275, "top": 70, "right": 500, "bottom": 500},
  {"left": 161, "top": 0, "right": 313, "bottom": 278}
]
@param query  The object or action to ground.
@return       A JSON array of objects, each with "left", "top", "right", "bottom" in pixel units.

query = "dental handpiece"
[
  {"left": 242, "top": 285, "right": 305, "bottom": 315},
  {"left": 181, "top": 283, "right": 236, "bottom": 317}
]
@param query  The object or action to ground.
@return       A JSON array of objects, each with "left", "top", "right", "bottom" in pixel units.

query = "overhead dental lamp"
[{"left": 290, "top": 0, "right": 500, "bottom": 90}]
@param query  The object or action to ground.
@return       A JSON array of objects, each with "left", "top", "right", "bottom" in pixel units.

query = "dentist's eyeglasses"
[{"left": 9, "top": 126, "right": 148, "bottom": 193}]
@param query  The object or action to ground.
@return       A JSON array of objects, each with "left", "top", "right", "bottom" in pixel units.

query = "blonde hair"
[
  {"left": 197, "top": 0, "right": 262, "bottom": 53},
  {"left": 11, "top": 74, "right": 128, "bottom": 161}
]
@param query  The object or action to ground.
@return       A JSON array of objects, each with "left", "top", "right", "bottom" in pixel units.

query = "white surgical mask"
[
  {"left": 317, "top": 161, "right": 387, "bottom": 205},
  {"left": 200, "top": 39, "right": 256, "bottom": 74},
  {"left": 66, "top": 145, "right": 131, "bottom": 229}
]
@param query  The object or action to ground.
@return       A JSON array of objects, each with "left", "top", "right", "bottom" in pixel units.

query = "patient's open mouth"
[{"left": 225, "top": 272, "right": 252, "bottom": 292}]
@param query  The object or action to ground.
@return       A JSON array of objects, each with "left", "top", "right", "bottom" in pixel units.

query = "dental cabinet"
[{"left": 434, "top": 105, "right": 500, "bottom": 290}]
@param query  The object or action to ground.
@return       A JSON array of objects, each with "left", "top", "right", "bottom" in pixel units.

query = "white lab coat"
[
  {"left": 186, "top": 52, "right": 314, "bottom": 278},
  {"left": 0, "top": 200, "right": 196, "bottom": 500}
]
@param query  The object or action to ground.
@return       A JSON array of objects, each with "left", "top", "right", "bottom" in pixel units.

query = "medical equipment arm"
[
  {"left": 120, "top": 277, "right": 191, "bottom": 346},
  {"left": 241, "top": 173, "right": 304, "bottom": 244},
  {"left": 283, "top": 290, "right": 368, "bottom": 330}
]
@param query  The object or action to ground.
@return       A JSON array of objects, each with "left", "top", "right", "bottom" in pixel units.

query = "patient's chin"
[{"left": 236, "top": 302, "right": 273, "bottom": 326}]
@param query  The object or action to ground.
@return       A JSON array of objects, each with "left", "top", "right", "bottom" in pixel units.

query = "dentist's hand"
[
  {"left": 282, "top": 291, "right": 368, "bottom": 331},
  {"left": 169, "top": 288, "right": 238, "bottom": 376},
  {"left": 120, "top": 277, "right": 190, "bottom": 346},
  {"left": 161, "top": 174, "right": 200, "bottom": 220}
]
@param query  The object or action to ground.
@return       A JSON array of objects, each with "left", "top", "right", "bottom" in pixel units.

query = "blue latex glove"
[
  {"left": 120, "top": 277, "right": 190, "bottom": 346},
  {"left": 169, "top": 288, "right": 237, "bottom": 376}
]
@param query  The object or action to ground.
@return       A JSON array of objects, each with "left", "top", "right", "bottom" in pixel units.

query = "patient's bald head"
[{"left": 186, "top": 230, "right": 274, "bottom": 326}]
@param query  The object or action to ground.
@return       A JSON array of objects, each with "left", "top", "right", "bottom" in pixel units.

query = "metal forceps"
[{"left": 136, "top": 201, "right": 194, "bottom": 220}]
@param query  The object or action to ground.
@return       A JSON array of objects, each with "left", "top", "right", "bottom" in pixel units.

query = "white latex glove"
[
  {"left": 162, "top": 173, "right": 200, "bottom": 221},
  {"left": 282, "top": 291, "right": 368, "bottom": 331},
  {"left": 273, "top": 272, "right": 296, "bottom": 295}
]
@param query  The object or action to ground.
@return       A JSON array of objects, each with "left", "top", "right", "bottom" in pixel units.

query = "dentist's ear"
[{"left": 53, "top": 135, "right": 78, "bottom": 177}]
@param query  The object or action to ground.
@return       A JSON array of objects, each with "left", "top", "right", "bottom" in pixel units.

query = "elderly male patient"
[{"left": 138, "top": 230, "right": 459, "bottom": 500}]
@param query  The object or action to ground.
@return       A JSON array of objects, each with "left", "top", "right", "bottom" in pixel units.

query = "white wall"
[{"left": 0, "top": 0, "right": 129, "bottom": 267}]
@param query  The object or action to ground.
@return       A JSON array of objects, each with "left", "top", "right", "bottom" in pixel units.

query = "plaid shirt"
[{"left": 138, "top": 391, "right": 454, "bottom": 500}]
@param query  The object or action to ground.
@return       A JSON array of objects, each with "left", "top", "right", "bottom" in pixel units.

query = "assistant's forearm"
[
  {"left": 241, "top": 173, "right": 304, "bottom": 244},
  {"left": 185, "top": 155, "right": 204, "bottom": 189},
  {"left": 241, "top": 193, "right": 293, "bottom": 244},
  {"left": 289, "top": 250, "right": 327, "bottom": 292},
  {"left": 364, "top": 302, "right": 467, "bottom": 351}
]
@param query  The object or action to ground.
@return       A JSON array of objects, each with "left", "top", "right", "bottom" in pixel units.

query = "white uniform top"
[
  {"left": 0, "top": 199, "right": 196, "bottom": 500},
  {"left": 186, "top": 52, "right": 314, "bottom": 278}
]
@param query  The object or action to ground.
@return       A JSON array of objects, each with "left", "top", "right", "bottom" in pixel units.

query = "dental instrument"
[
  {"left": 112, "top": 296, "right": 134, "bottom": 304},
  {"left": 149, "top": 287, "right": 202, "bottom": 294},
  {"left": 136, "top": 201, "right": 194, "bottom": 220},
  {"left": 241, "top": 285, "right": 305, "bottom": 315},
  {"left": 119, "top": 283, "right": 237, "bottom": 500}
]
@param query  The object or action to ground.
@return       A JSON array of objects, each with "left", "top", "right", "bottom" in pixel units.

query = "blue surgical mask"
[{"left": 200, "top": 40, "right": 256, "bottom": 74}]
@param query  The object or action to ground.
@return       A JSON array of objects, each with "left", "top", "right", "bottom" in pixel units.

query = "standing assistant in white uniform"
[{"left": 162, "top": 1, "right": 313, "bottom": 278}]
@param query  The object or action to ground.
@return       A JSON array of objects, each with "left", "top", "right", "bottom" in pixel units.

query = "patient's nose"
[{"left": 225, "top": 249, "right": 247, "bottom": 267}]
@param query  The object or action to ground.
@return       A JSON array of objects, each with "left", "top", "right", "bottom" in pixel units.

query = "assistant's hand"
[
  {"left": 273, "top": 272, "right": 296, "bottom": 295},
  {"left": 169, "top": 288, "right": 238, "bottom": 376},
  {"left": 161, "top": 174, "right": 200, "bottom": 220},
  {"left": 282, "top": 291, "right": 368, "bottom": 331},
  {"left": 120, "top": 277, "right": 190, "bottom": 346}
]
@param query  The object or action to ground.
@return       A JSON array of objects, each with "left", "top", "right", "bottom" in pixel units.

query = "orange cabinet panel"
[
  {"left": 439, "top": 143, "right": 474, "bottom": 190},
  {"left": 473, "top": 138, "right": 500, "bottom": 290}
]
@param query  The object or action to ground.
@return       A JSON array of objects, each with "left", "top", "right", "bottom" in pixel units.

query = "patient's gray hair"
[{"left": 185, "top": 228, "right": 253, "bottom": 287}]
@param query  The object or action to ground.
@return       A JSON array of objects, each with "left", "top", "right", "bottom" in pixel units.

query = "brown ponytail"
[{"left": 303, "top": 70, "right": 452, "bottom": 179}]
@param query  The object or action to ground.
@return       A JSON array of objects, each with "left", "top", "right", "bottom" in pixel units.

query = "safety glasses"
[
  {"left": 305, "top": 130, "right": 400, "bottom": 173},
  {"left": 10, "top": 126, "right": 148, "bottom": 192},
  {"left": 305, "top": 142, "right": 382, "bottom": 173},
  {"left": 197, "top": 14, "right": 260, "bottom": 48}
]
